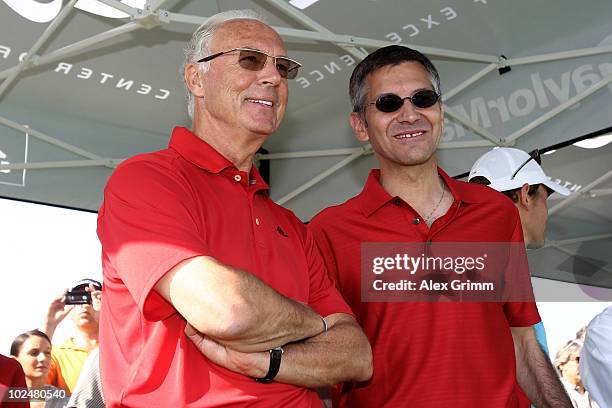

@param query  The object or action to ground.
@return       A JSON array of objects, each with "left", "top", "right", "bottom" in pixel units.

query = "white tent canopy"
[{"left": 1, "top": 0, "right": 610, "bottom": 294}]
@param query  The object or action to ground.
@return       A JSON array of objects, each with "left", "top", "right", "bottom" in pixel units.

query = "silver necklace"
[{"left": 424, "top": 184, "right": 446, "bottom": 225}]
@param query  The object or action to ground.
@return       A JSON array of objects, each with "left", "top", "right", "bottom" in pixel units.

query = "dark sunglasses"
[
  {"left": 197, "top": 47, "right": 301, "bottom": 80},
  {"left": 510, "top": 149, "right": 541, "bottom": 180},
  {"left": 365, "top": 89, "right": 440, "bottom": 113}
]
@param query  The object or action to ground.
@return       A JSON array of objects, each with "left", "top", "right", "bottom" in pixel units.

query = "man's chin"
[{"left": 77, "top": 320, "right": 96, "bottom": 329}]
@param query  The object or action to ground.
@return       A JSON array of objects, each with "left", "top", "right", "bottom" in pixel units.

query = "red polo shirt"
[
  {"left": 97, "top": 127, "right": 352, "bottom": 407},
  {"left": 309, "top": 169, "right": 541, "bottom": 408}
]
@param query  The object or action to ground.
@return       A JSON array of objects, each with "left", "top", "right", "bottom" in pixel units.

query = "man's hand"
[
  {"left": 41, "top": 290, "right": 74, "bottom": 338},
  {"left": 185, "top": 324, "right": 268, "bottom": 378},
  {"left": 186, "top": 314, "right": 372, "bottom": 388},
  {"left": 512, "top": 326, "right": 572, "bottom": 408}
]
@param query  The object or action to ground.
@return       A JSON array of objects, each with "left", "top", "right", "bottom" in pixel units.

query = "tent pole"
[
  {"left": 585, "top": 188, "right": 612, "bottom": 198},
  {"left": 0, "top": 116, "right": 110, "bottom": 166},
  {"left": 549, "top": 169, "right": 612, "bottom": 216},
  {"left": 548, "top": 188, "right": 612, "bottom": 201},
  {"left": 0, "top": 0, "right": 78, "bottom": 101},
  {"left": 0, "top": 22, "right": 144, "bottom": 81},
  {"left": 507, "top": 45, "right": 612, "bottom": 66},
  {"left": 95, "top": 0, "right": 138, "bottom": 16},
  {"left": 444, "top": 64, "right": 498, "bottom": 100},
  {"left": 545, "top": 233, "right": 612, "bottom": 248},
  {"left": 150, "top": 0, "right": 169, "bottom": 12},
  {"left": 258, "top": 140, "right": 493, "bottom": 161},
  {"left": 258, "top": 0, "right": 368, "bottom": 60},
  {"left": 438, "top": 140, "right": 495, "bottom": 149},
  {"left": 506, "top": 73, "right": 612, "bottom": 143},
  {"left": 260, "top": 0, "right": 498, "bottom": 62},
  {"left": 276, "top": 149, "right": 368, "bottom": 205},
  {"left": 0, "top": 159, "right": 121, "bottom": 171},
  {"left": 259, "top": 148, "right": 365, "bottom": 160},
  {"left": 444, "top": 106, "right": 503, "bottom": 145},
  {"left": 166, "top": 11, "right": 497, "bottom": 63}
]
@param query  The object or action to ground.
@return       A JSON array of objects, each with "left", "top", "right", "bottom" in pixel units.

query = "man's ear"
[
  {"left": 350, "top": 112, "right": 369, "bottom": 142},
  {"left": 184, "top": 63, "right": 205, "bottom": 98},
  {"left": 517, "top": 183, "right": 531, "bottom": 209}
]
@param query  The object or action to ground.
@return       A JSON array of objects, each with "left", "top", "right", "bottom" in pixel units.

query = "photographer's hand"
[
  {"left": 86, "top": 283, "right": 102, "bottom": 312},
  {"left": 41, "top": 290, "right": 74, "bottom": 339}
]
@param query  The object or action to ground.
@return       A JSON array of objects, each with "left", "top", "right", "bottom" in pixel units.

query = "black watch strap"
[{"left": 254, "top": 347, "right": 283, "bottom": 384}]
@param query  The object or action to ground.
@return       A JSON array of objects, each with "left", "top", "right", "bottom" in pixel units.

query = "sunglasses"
[
  {"left": 365, "top": 89, "right": 440, "bottom": 113},
  {"left": 197, "top": 47, "right": 301, "bottom": 80},
  {"left": 510, "top": 149, "right": 541, "bottom": 180}
]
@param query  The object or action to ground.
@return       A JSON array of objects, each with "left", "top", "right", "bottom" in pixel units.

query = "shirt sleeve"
[
  {"left": 97, "top": 159, "right": 210, "bottom": 321},
  {"left": 0, "top": 357, "right": 29, "bottom": 408},
  {"left": 503, "top": 211, "right": 541, "bottom": 327},
  {"left": 302, "top": 225, "right": 353, "bottom": 318},
  {"left": 308, "top": 218, "right": 341, "bottom": 291}
]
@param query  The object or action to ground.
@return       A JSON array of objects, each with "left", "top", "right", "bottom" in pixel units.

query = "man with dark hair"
[
  {"left": 469, "top": 147, "right": 571, "bottom": 406},
  {"left": 309, "top": 45, "right": 571, "bottom": 407},
  {"left": 97, "top": 9, "right": 371, "bottom": 407},
  {"left": 469, "top": 147, "right": 570, "bottom": 249}
]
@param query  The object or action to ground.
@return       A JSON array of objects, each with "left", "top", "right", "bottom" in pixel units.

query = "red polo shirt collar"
[
  {"left": 358, "top": 167, "right": 479, "bottom": 217},
  {"left": 168, "top": 126, "right": 269, "bottom": 192}
]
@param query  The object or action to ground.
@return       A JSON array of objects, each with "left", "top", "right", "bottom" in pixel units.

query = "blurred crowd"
[
  {"left": 554, "top": 329, "right": 597, "bottom": 408},
  {"left": 1, "top": 279, "right": 104, "bottom": 408},
  {"left": 552, "top": 307, "right": 612, "bottom": 408}
]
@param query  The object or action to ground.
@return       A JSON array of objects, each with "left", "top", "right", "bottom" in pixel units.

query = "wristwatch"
[{"left": 254, "top": 346, "right": 284, "bottom": 383}]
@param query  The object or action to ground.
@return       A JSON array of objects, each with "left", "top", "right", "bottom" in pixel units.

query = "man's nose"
[
  {"left": 259, "top": 57, "right": 282, "bottom": 85},
  {"left": 396, "top": 99, "right": 420, "bottom": 123}
]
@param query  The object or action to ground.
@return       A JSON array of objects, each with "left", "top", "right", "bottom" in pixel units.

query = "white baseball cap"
[
  {"left": 70, "top": 278, "right": 102, "bottom": 291},
  {"left": 468, "top": 147, "right": 570, "bottom": 195}
]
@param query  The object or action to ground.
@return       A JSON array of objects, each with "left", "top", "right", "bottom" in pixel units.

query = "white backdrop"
[{"left": 0, "top": 198, "right": 101, "bottom": 354}]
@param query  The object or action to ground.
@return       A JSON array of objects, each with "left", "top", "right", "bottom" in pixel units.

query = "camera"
[
  {"left": 63, "top": 278, "right": 101, "bottom": 305},
  {"left": 65, "top": 290, "right": 92, "bottom": 305}
]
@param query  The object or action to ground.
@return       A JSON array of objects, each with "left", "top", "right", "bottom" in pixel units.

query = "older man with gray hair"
[{"left": 97, "top": 9, "right": 371, "bottom": 407}]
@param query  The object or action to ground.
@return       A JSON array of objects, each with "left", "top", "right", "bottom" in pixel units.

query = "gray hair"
[
  {"left": 349, "top": 45, "right": 441, "bottom": 116},
  {"left": 182, "top": 9, "right": 266, "bottom": 118}
]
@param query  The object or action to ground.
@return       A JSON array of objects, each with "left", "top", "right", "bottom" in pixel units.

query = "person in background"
[
  {"left": 469, "top": 146, "right": 571, "bottom": 406},
  {"left": 575, "top": 326, "right": 586, "bottom": 342},
  {"left": 580, "top": 306, "right": 612, "bottom": 408},
  {"left": 555, "top": 340, "right": 599, "bottom": 408},
  {"left": 42, "top": 279, "right": 101, "bottom": 394},
  {"left": 0, "top": 353, "right": 29, "bottom": 408},
  {"left": 65, "top": 347, "right": 104, "bottom": 408},
  {"left": 10, "top": 330, "right": 70, "bottom": 408}
]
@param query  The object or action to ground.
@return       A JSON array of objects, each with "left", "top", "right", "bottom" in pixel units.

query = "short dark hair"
[
  {"left": 469, "top": 176, "right": 541, "bottom": 203},
  {"left": 349, "top": 45, "right": 441, "bottom": 114},
  {"left": 10, "top": 329, "right": 51, "bottom": 357}
]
